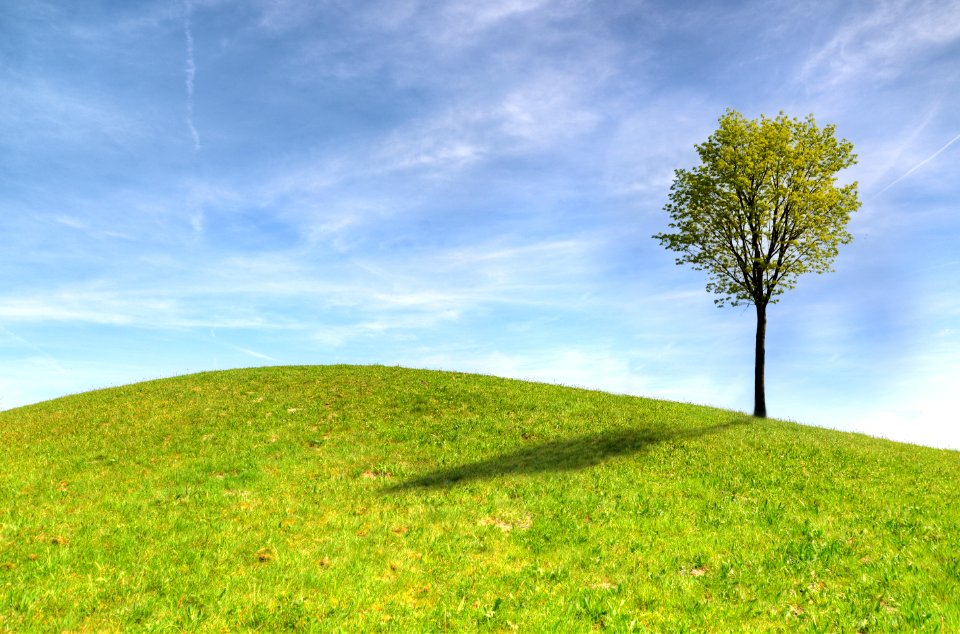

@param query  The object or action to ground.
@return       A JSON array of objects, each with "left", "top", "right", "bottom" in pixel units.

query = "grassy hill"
[{"left": 1, "top": 365, "right": 958, "bottom": 632}]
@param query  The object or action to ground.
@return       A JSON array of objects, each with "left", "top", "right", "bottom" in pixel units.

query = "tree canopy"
[{"left": 655, "top": 109, "right": 861, "bottom": 309}]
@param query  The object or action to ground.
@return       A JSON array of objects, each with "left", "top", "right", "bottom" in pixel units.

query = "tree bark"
[{"left": 753, "top": 301, "right": 767, "bottom": 418}]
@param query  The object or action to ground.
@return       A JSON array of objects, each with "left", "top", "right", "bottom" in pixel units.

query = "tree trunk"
[{"left": 753, "top": 301, "right": 767, "bottom": 418}]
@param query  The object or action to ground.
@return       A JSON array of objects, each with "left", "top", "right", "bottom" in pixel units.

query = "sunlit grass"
[{"left": 1, "top": 365, "right": 958, "bottom": 631}]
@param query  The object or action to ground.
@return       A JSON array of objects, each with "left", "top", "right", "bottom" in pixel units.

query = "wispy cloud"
[
  {"left": 0, "top": 325, "right": 67, "bottom": 373},
  {"left": 0, "top": 287, "right": 268, "bottom": 330},
  {"left": 254, "top": 0, "right": 322, "bottom": 31},
  {"left": 53, "top": 215, "right": 134, "bottom": 241},
  {"left": 0, "top": 75, "right": 143, "bottom": 149},
  {"left": 446, "top": 0, "right": 550, "bottom": 27},
  {"left": 372, "top": 68, "right": 606, "bottom": 179},
  {"left": 0, "top": 296, "right": 137, "bottom": 326},
  {"left": 443, "top": 239, "right": 594, "bottom": 265},
  {"left": 232, "top": 346, "right": 281, "bottom": 362},
  {"left": 603, "top": 98, "right": 718, "bottom": 199},
  {"left": 799, "top": 0, "right": 960, "bottom": 88},
  {"left": 846, "top": 105, "right": 941, "bottom": 195},
  {"left": 429, "top": 0, "right": 553, "bottom": 45}
]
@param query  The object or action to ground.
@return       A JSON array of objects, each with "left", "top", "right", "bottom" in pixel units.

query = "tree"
[{"left": 654, "top": 109, "right": 861, "bottom": 418}]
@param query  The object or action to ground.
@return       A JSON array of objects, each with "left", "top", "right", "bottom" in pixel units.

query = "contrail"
[
  {"left": 184, "top": 0, "right": 200, "bottom": 151},
  {"left": 877, "top": 129, "right": 960, "bottom": 196}
]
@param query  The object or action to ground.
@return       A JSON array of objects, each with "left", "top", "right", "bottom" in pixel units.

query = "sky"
[{"left": 2, "top": 0, "right": 959, "bottom": 450}]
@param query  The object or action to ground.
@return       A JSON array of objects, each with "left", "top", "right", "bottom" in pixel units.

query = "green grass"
[{"left": 1, "top": 365, "right": 958, "bottom": 632}]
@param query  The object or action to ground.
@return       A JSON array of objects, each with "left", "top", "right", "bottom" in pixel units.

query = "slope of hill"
[{"left": 1, "top": 365, "right": 958, "bottom": 631}]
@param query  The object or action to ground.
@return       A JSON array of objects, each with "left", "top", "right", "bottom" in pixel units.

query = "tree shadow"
[{"left": 383, "top": 419, "right": 748, "bottom": 492}]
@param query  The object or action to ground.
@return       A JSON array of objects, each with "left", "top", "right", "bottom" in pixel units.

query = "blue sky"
[{"left": 2, "top": 0, "right": 959, "bottom": 449}]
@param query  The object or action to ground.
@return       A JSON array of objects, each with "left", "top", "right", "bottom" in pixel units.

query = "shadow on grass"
[{"left": 383, "top": 418, "right": 748, "bottom": 492}]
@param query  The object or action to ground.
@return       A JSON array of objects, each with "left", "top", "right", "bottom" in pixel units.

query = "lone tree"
[{"left": 654, "top": 109, "right": 860, "bottom": 418}]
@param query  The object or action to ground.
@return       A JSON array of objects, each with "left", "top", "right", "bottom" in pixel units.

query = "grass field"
[{"left": 1, "top": 365, "right": 958, "bottom": 631}]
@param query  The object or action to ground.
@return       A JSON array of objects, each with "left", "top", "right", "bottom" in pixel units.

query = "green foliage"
[
  {"left": 655, "top": 109, "right": 861, "bottom": 307},
  {"left": 1, "top": 366, "right": 958, "bottom": 631}
]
